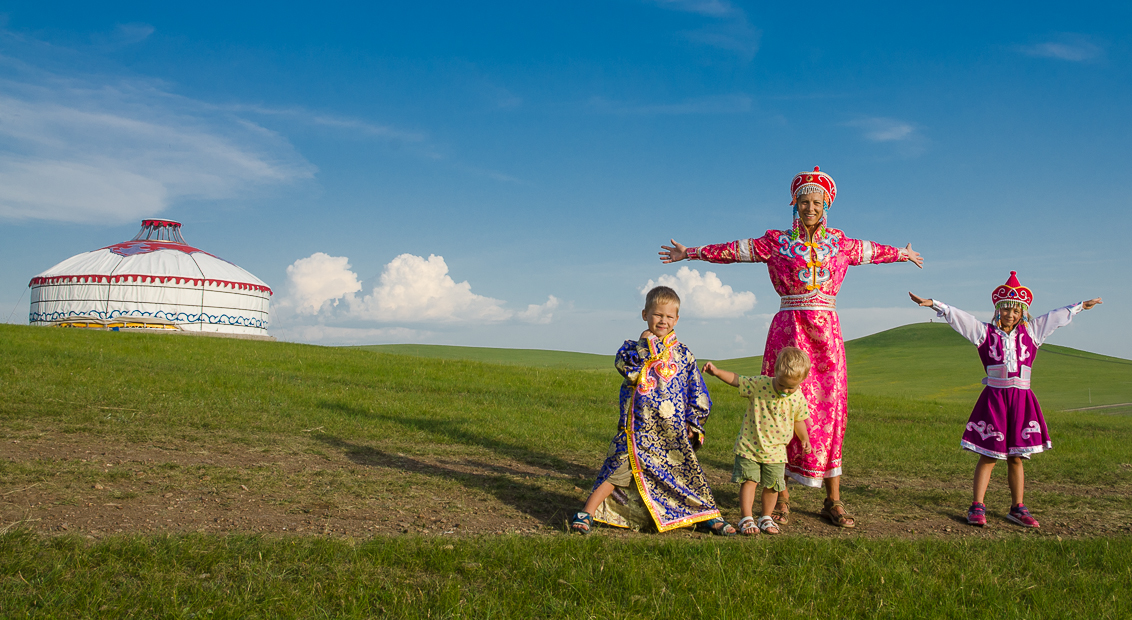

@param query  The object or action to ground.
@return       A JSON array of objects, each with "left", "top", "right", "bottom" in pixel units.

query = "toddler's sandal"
[
  {"left": 737, "top": 516, "right": 759, "bottom": 536},
  {"left": 756, "top": 516, "right": 780, "bottom": 535}
]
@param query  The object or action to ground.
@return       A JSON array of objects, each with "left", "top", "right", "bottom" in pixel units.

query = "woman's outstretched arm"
[
  {"left": 661, "top": 237, "right": 772, "bottom": 264},
  {"left": 902, "top": 244, "right": 924, "bottom": 269},
  {"left": 659, "top": 239, "right": 688, "bottom": 263}
]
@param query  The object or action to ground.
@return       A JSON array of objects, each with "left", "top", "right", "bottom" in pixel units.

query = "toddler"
[{"left": 703, "top": 347, "right": 812, "bottom": 535}]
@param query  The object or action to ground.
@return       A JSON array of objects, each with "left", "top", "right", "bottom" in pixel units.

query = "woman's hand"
[
  {"left": 659, "top": 239, "right": 688, "bottom": 264},
  {"left": 902, "top": 243, "right": 924, "bottom": 269},
  {"left": 1083, "top": 297, "right": 1103, "bottom": 310},
  {"left": 908, "top": 292, "right": 934, "bottom": 307},
  {"left": 702, "top": 361, "right": 719, "bottom": 377}
]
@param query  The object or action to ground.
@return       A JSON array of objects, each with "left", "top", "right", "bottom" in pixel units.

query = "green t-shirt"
[{"left": 733, "top": 375, "right": 810, "bottom": 463}]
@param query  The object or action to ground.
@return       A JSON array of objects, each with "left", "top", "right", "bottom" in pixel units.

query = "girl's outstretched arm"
[
  {"left": 911, "top": 293, "right": 987, "bottom": 346},
  {"left": 1029, "top": 298, "right": 1102, "bottom": 346},
  {"left": 909, "top": 292, "right": 933, "bottom": 307}
]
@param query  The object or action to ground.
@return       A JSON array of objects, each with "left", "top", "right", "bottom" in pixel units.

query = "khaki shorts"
[
  {"left": 731, "top": 455, "right": 786, "bottom": 492},
  {"left": 607, "top": 458, "right": 633, "bottom": 487}
]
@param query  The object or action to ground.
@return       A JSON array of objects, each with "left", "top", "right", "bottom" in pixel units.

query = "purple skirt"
[{"left": 960, "top": 387, "right": 1051, "bottom": 460}]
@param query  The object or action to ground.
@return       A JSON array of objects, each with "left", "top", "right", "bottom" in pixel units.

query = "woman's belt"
[{"left": 779, "top": 291, "right": 837, "bottom": 311}]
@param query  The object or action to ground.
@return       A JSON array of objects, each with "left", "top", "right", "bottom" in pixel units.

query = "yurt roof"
[{"left": 29, "top": 219, "right": 271, "bottom": 294}]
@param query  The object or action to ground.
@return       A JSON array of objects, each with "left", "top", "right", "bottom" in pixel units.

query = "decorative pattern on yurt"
[{"left": 28, "top": 219, "right": 272, "bottom": 336}]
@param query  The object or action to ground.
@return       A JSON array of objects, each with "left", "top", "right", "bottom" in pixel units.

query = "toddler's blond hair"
[{"left": 774, "top": 347, "right": 811, "bottom": 381}]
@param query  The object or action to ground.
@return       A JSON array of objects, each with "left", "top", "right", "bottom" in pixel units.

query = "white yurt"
[{"left": 28, "top": 219, "right": 272, "bottom": 338}]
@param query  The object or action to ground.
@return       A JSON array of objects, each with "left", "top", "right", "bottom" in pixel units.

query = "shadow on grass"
[
  {"left": 315, "top": 434, "right": 583, "bottom": 527},
  {"left": 317, "top": 399, "right": 592, "bottom": 476}
]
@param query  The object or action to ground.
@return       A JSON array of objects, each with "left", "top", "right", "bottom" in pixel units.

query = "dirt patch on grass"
[{"left": 3, "top": 430, "right": 1130, "bottom": 541}]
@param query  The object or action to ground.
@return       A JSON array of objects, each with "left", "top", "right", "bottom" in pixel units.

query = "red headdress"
[
  {"left": 991, "top": 271, "right": 1033, "bottom": 310},
  {"left": 790, "top": 166, "right": 837, "bottom": 205}
]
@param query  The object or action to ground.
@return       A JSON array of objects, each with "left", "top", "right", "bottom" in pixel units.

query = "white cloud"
[
  {"left": 358, "top": 254, "right": 511, "bottom": 323},
  {"left": 282, "top": 253, "right": 363, "bottom": 315},
  {"left": 517, "top": 296, "right": 560, "bottom": 324},
  {"left": 847, "top": 117, "right": 916, "bottom": 142},
  {"left": 1016, "top": 36, "right": 1103, "bottom": 62},
  {"left": 96, "top": 23, "right": 155, "bottom": 47},
  {"left": 643, "top": 267, "right": 756, "bottom": 318},
  {"left": 0, "top": 63, "right": 315, "bottom": 224},
  {"left": 684, "top": 21, "right": 761, "bottom": 59},
  {"left": 232, "top": 104, "right": 427, "bottom": 144},
  {"left": 278, "top": 252, "right": 558, "bottom": 327},
  {"left": 646, "top": 0, "right": 760, "bottom": 60}
]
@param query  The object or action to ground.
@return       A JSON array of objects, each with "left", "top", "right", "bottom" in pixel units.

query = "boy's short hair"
[
  {"left": 774, "top": 347, "right": 811, "bottom": 380},
  {"left": 644, "top": 286, "right": 681, "bottom": 312}
]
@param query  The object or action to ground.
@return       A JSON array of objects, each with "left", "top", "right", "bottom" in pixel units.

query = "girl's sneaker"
[
  {"left": 1006, "top": 503, "right": 1040, "bottom": 528},
  {"left": 967, "top": 502, "right": 987, "bottom": 526}
]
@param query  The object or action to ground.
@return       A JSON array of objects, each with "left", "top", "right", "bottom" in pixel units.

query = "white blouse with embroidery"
[{"left": 930, "top": 301, "right": 1083, "bottom": 374}]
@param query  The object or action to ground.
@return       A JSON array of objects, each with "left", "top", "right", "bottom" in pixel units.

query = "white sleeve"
[
  {"left": 931, "top": 300, "right": 987, "bottom": 346},
  {"left": 1028, "top": 303, "right": 1084, "bottom": 346}
]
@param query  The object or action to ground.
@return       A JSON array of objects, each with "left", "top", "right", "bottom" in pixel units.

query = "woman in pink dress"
[{"left": 659, "top": 167, "right": 923, "bottom": 527}]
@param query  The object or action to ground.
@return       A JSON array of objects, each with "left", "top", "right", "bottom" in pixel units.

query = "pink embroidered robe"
[{"left": 688, "top": 228, "right": 907, "bottom": 486}]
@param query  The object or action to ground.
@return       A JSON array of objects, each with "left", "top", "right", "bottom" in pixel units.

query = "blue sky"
[{"left": 1, "top": 1, "right": 1129, "bottom": 360}]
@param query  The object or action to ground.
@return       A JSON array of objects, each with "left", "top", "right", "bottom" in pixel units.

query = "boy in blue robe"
[{"left": 570, "top": 286, "right": 734, "bottom": 535}]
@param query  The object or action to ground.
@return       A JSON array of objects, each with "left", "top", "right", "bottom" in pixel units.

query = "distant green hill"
[
  {"left": 717, "top": 323, "right": 1132, "bottom": 413},
  {"left": 354, "top": 344, "right": 612, "bottom": 370},
  {"left": 356, "top": 324, "right": 1132, "bottom": 413}
]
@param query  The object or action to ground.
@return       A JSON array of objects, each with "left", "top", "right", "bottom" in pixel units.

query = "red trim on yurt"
[{"left": 28, "top": 274, "right": 273, "bottom": 295}]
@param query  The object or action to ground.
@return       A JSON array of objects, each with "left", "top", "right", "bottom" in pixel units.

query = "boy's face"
[
  {"left": 773, "top": 371, "right": 805, "bottom": 396},
  {"left": 642, "top": 301, "right": 680, "bottom": 338}
]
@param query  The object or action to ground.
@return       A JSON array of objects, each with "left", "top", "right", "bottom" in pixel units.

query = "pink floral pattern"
[{"left": 691, "top": 228, "right": 905, "bottom": 486}]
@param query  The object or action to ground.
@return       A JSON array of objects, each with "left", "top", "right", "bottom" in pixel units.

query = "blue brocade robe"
[{"left": 591, "top": 332, "right": 720, "bottom": 531}]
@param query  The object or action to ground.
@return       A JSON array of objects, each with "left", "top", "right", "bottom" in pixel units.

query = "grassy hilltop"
[
  {"left": 365, "top": 322, "right": 1132, "bottom": 413},
  {"left": 1, "top": 323, "right": 1131, "bottom": 618}
]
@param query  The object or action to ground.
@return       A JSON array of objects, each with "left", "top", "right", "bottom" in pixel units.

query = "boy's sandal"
[
  {"left": 821, "top": 499, "right": 856, "bottom": 528},
  {"left": 772, "top": 499, "right": 790, "bottom": 525},
  {"left": 570, "top": 511, "right": 593, "bottom": 535},
  {"left": 756, "top": 516, "right": 780, "bottom": 535},
  {"left": 696, "top": 517, "right": 737, "bottom": 536},
  {"left": 737, "top": 516, "right": 759, "bottom": 536}
]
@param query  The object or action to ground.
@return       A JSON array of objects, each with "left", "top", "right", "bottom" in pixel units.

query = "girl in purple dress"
[{"left": 910, "top": 272, "right": 1102, "bottom": 528}]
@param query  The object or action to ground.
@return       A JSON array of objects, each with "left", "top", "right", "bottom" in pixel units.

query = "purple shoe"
[
  {"left": 967, "top": 502, "right": 987, "bottom": 526},
  {"left": 1006, "top": 503, "right": 1040, "bottom": 528}
]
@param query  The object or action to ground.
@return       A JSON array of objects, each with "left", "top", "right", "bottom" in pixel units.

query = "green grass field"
[{"left": 1, "top": 322, "right": 1130, "bottom": 618}]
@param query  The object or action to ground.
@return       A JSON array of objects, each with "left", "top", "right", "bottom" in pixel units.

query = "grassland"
[{"left": 1, "top": 322, "right": 1130, "bottom": 618}]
